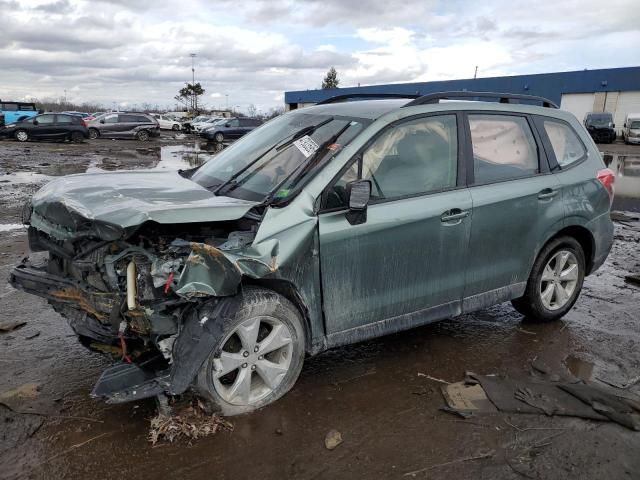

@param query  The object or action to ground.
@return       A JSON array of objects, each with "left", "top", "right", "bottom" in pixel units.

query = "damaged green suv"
[{"left": 10, "top": 92, "right": 615, "bottom": 415}]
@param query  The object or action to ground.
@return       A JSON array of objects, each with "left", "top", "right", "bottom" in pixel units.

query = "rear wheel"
[
  {"left": 197, "top": 287, "right": 305, "bottom": 416},
  {"left": 136, "top": 130, "right": 150, "bottom": 141},
  {"left": 88, "top": 128, "right": 99, "bottom": 139},
  {"left": 15, "top": 130, "right": 29, "bottom": 142},
  {"left": 214, "top": 132, "right": 224, "bottom": 142},
  {"left": 172, "top": 124, "right": 180, "bottom": 131},
  {"left": 70, "top": 131, "right": 84, "bottom": 143},
  {"left": 512, "top": 236, "right": 585, "bottom": 322}
]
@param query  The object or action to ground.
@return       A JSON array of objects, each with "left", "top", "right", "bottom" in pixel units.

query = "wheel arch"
[
  {"left": 540, "top": 224, "right": 596, "bottom": 275},
  {"left": 240, "top": 278, "right": 313, "bottom": 354}
]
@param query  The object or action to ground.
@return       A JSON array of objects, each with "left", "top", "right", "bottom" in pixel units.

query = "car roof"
[{"left": 300, "top": 99, "right": 408, "bottom": 120}]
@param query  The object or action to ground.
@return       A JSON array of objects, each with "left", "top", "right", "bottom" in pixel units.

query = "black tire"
[
  {"left": 214, "top": 132, "right": 224, "bottom": 143},
  {"left": 197, "top": 287, "right": 305, "bottom": 416},
  {"left": 512, "top": 236, "right": 585, "bottom": 322},
  {"left": 14, "top": 129, "right": 29, "bottom": 142},
  {"left": 88, "top": 128, "right": 99, "bottom": 140},
  {"left": 136, "top": 130, "right": 150, "bottom": 141},
  {"left": 172, "top": 124, "right": 180, "bottom": 131},
  {"left": 70, "top": 131, "right": 84, "bottom": 143}
]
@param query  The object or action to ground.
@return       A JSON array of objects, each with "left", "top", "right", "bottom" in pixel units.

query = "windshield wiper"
[
  {"left": 212, "top": 117, "right": 334, "bottom": 196},
  {"left": 274, "top": 117, "right": 333, "bottom": 152},
  {"left": 264, "top": 121, "right": 352, "bottom": 205}
]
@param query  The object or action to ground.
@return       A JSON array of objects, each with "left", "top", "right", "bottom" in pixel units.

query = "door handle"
[
  {"left": 441, "top": 208, "right": 469, "bottom": 223},
  {"left": 537, "top": 188, "right": 558, "bottom": 200}
]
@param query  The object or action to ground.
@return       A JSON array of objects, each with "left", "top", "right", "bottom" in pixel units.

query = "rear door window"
[
  {"left": 469, "top": 114, "right": 538, "bottom": 184},
  {"left": 55, "top": 115, "right": 72, "bottom": 124},
  {"left": 542, "top": 120, "right": 586, "bottom": 168}
]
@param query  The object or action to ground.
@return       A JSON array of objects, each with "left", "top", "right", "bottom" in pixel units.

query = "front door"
[
  {"left": 32, "top": 114, "right": 57, "bottom": 139},
  {"left": 318, "top": 114, "right": 472, "bottom": 334}
]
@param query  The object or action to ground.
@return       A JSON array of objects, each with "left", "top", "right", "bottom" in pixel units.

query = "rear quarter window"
[{"left": 543, "top": 120, "right": 586, "bottom": 168}]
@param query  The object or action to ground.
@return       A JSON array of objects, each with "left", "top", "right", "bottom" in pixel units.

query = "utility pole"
[
  {"left": 190, "top": 53, "right": 197, "bottom": 113},
  {"left": 474, "top": 66, "right": 478, "bottom": 79}
]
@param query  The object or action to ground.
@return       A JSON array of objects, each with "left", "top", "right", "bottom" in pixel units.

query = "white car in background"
[
  {"left": 150, "top": 114, "right": 182, "bottom": 131},
  {"left": 192, "top": 116, "right": 224, "bottom": 132}
]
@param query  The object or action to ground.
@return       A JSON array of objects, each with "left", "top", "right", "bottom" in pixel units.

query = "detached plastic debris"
[{"left": 441, "top": 373, "right": 640, "bottom": 430}]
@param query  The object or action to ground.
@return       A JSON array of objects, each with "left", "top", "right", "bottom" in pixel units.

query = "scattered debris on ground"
[
  {"left": 324, "top": 429, "right": 343, "bottom": 450},
  {"left": 148, "top": 399, "right": 233, "bottom": 445},
  {"left": 0, "top": 319, "right": 26, "bottom": 332},
  {"left": 441, "top": 373, "right": 640, "bottom": 430},
  {"left": 0, "top": 404, "right": 44, "bottom": 456}
]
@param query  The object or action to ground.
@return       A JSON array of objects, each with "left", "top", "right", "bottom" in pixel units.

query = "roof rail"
[
  {"left": 315, "top": 93, "right": 421, "bottom": 105},
  {"left": 403, "top": 91, "right": 558, "bottom": 109}
]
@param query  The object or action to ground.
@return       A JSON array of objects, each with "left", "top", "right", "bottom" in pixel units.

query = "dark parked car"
[
  {"left": 5, "top": 113, "right": 88, "bottom": 142},
  {"left": 200, "top": 117, "right": 262, "bottom": 142},
  {"left": 584, "top": 112, "right": 616, "bottom": 143},
  {"left": 88, "top": 112, "right": 160, "bottom": 141}
]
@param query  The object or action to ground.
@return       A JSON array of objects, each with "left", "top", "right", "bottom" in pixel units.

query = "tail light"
[
  {"left": 81, "top": 119, "right": 88, "bottom": 127},
  {"left": 597, "top": 168, "right": 615, "bottom": 206}
]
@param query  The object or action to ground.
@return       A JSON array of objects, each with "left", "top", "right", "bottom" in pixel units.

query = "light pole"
[
  {"left": 190, "top": 53, "right": 197, "bottom": 113},
  {"left": 225, "top": 94, "right": 229, "bottom": 111}
]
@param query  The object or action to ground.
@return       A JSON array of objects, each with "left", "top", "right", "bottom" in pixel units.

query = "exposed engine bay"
[{"left": 10, "top": 214, "right": 281, "bottom": 403}]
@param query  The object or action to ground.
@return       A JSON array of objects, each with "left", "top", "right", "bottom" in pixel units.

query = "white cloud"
[{"left": 0, "top": 0, "right": 638, "bottom": 111}]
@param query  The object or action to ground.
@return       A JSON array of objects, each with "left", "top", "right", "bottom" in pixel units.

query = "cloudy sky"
[{"left": 1, "top": 0, "right": 639, "bottom": 113}]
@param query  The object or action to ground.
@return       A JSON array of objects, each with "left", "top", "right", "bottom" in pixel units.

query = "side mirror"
[
  {"left": 100, "top": 119, "right": 105, "bottom": 124},
  {"left": 612, "top": 123, "right": 615, "bottom": 128},
  {"left": 347, "top": 180, "right": 371, "bottom": 211},
  {"left": 225, "top": 123, "right": 230, "bottom": 127},
  {"left": 33, "top": 120, "right": 39, "bottom": 125}
]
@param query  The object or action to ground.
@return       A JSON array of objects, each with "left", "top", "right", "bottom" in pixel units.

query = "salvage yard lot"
[{"left": 1, "top": 136, "right": 639, "bottom": 479}]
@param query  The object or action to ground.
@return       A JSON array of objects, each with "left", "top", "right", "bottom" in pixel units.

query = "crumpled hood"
[{"left": 30, "top": 170, "right": 259, "bottom": 239}]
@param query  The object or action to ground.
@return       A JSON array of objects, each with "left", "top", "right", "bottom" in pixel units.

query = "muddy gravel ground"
[{"left": 1, "top": 136, "right": 640, "bottom": 480}]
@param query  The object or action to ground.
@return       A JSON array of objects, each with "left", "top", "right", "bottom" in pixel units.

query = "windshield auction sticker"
[{"left": 293, "top": 135, "right": 319, "bottom": 158}]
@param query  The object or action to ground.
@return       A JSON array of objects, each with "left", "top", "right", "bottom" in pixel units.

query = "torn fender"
[{"left": 175, "top": 239, "right": 279, "bottom": 298}]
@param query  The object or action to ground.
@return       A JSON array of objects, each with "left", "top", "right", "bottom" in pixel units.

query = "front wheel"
[
  {"left": 512, "top": 236, "right": 585, "bottom": 322},
  {"left": 214, "top": 132, "right": 224, "bottom": 142},
  {"left": 88, "top": 128, "right": 99, "bottom": 139},
  {"left": 197, "top": 287, "right": 305, "bottom": 416},
  {"left": 172, "top": 124, "right": 180, "bottom": 131},
  {"left": 14, "top": 130, "right": 29, "bottom": 142},
  {"left": 136, "top": 130, "right": 150, "bottom": 141}
]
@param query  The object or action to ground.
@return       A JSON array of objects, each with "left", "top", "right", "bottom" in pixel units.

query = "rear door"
[
  {"left": 319, "top": 113, "right": 472, "bottom": 334},
  {"left": 53, "top": 114, "right": 73, "bottom": 138},
  {"left": 462, "top": 112, "right": 564, "bottom": 306}
]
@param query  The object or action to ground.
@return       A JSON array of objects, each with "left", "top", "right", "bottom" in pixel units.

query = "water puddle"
[
  {"left": 564, "top": 355, "right": 594, "bottom": 381},
  {"left": 602, "top": 153, "right": 640, "bottom": 211}
]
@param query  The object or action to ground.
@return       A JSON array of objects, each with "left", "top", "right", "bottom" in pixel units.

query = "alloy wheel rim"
[
  {"left": 212, "top": 316, "right": 293, "bottom": 406},
  {"left": 539, "top": 250, "right": 579, "bottom": 311},
  {"left": 16, "top": 131, "right": 27, "bottom": 141}
]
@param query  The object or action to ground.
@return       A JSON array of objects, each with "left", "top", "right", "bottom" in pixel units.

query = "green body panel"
[
  {"left": 463, "top": 174, "right": 564, "bottom": 297},
  {"left": 319, "top": 189, "right": 472, "bottom": 332}
]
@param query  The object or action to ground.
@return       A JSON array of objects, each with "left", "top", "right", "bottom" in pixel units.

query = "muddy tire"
[
  {"left": 512, "top": 236, "right": 585, "bottom": 323},
  {"left": 70, "top": 131, "right": 84, "bottom": 143},
  {"left": 214, "top": 132, "right": 224, "bottom": 143},
  {"left": 197, "top": 287, "right": 305, "bottom": 416},
  {"left": 88, "top": 128, "right": 99, "bottom": 140},
  {"left": 136, "top": 130, "right": 150, "bottom": 141},
  {"left": 14, "top": 129, "right": 29, "bottom": 142}
]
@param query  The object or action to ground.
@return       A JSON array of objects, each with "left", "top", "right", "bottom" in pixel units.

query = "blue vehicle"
[{"left": 1, "top": 100, "right": 38, "bottom": 125}]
